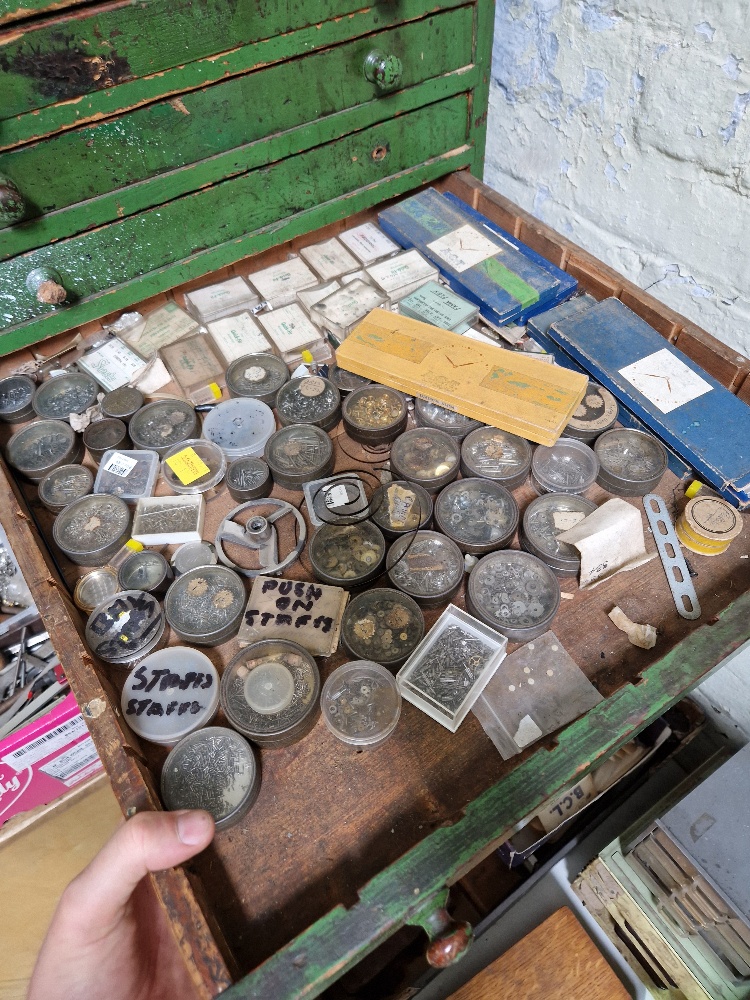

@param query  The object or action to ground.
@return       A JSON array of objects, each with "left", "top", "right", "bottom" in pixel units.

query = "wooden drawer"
[
  {"left": 2, "top": 171, "right": 749, "bottom": 1000},
  {"left": 0, "top": 5, "right": 476, "bottom": 259}
]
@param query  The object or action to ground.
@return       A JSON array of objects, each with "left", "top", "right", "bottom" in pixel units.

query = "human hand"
[{"left": 28, "top": 808, "right": 215, "bottom": 1000}]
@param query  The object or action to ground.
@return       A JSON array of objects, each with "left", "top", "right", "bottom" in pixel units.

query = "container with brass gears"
[
  {"left": 53, "top": 493, "right": 132, "bottom": 566},
  {"left": 520, "top": 493, "right": 597, "bottom": 575},
  {"left": 161, "top": 439, "right": 226, "bottom": 495},
  {"left": 220, "top": 639, "right": 320, "bottom": 748},
  {"left": 594, "top": 428, "right": 668, "bottom": 497},
  {"left": 309, "top": 521, "right": 386, "bottom": 589},
  {"left": 100, "top": 385, "right": 144, "bottom": 423},
  {"left": 370, "top": 480, "right": 433, "bottom": 540},
  {"left": 321, "top": 660, "right": 402, "bottom": 748},
  {"left": 563, "top": 381, "right": 618, "bottom": 442},
  {"left": 128, "top": 399, "right": 198, "bottom": 458},
  {"left": 38, "top": 464, "right": 93, "bottom": 514},
  {"left": 264, "top": 424, "right": 334, "bottom": 491},
  {"left": 531, "top": 437, "right": 599, "bottom": 496},
  {"left": 435, "top": 479, "right": 519, "bottom": 555},
  {"left": 225, "top": 353, "right": 289, "bottom": 407},
  {"left": 276, "top": 376, "right": 341, "bottom": 431},
  {"left": 676, "top": 495, "right": 743, "bottom": 556},
  {"left": 460, "top": 426, "right": 532, "bottom": 489},
  {"left": 226, "top": 457, "right": 273, "bottom": 502},
  {"left": 32, "top": 372, "right": 99, "bottom": 421},
  {"left": 85, "top": 590, "right": 165, "bottom": 666},
  {"left": 73, "top": 567, "right": 119, "bottom": 613},
  {"left": 7, "top": 418, "right": 83, "bottom": 482},
  {"left": 386, "top": 530, "right": 464, "bottom": 608},
  {"left": 161, "top": 727, "right": 260, "bottom": 831},
  {"left": 327, "top": 364, "right": 372, "bottom": 396},
  {"left": 118, "top": 550, "right": 173, "bottom": 595},
  {"left": 342, "top": 386, "right": 407, "bottom": 446},
  {"left": 414, "top": 398, "right": 482, "bottom": 441},
  {"left": 341, "top": 589, "right": 425, "bottom": 669},
  {"left": 94, "top": 449, "right": 160, "bottom": 503},
  {"left": 164, "top": 564, "right": 246, "bottom": 645},
  {"left": 467, "top": 550, "right": 561, "bottom": 642},
  {"left": 389, "top": 428, "right": 460, "bottom": 495},
  {"left": 0, "top": 374, "right": 35, "bottom": 423},
  {"left": 83, "top": 418, "right": 129, "bottom": 464}
]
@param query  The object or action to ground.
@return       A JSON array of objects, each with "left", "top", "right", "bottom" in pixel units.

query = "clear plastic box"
[
  {"left": 94, "top": 449, "right": 160, "bottom": 503},
  {"left": 132, "top": 494, "right": 205, "bottom": 545}
]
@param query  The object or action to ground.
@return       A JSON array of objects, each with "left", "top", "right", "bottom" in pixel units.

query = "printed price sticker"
[
  {"left": 103, "top": 452, "right": 138, "bottom": 478},
  {"left": 165, "top": 447, "right": 211, "bottom": 486}
]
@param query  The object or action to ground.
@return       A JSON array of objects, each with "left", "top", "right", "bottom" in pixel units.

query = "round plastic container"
[
  {"left": 164, "top": 565, "right": 246, "bottom": 645},
  {"left": 342, "top": 385, "right": 407, "bottom": 445},
  {"left": 100, "top": 385, "right": 144, "bottom": 423},
  {"left": 121, "top": 647, "right": 219, "bottom": 746},
  {"left": 460, "top": 426, "right": 532, "bottom": 489},
  {"left": 161, "top": 438, "right": 226, "bottom": 494},
  {"left": 83, "top": 417, "right": 129, "bottom": 464},
  {"left": 38, "top": 464, "right": 93, "bottom": 514},
  {"left": 73, "top": 567, "right": 119, "bottom": 613},
  {"left": 226, "top": 456, "right": 273, "bottom": 502},
  {"left": 201, "top": 397, "right": 276, "bottom": 459},
  {"left": 161, "top": 727, "right": 260, "bottom": 831},
  {"left": 7, "top": 419, "right": 83, "bottom": 482},
  {"left": 520, "top": 493, "right": 598, "bottom": 575},
  {"left": 225, "top": 353, "right": 290, "bottom": 407},
  {"left": 128, "top": 399, "right": 198, "bottom": 457},
  {"left": 676, "top": 496, "right": 743, "bottom": 556},
  {"left": 467, "top": 550, "right": 561, "bottom": 642},
  {"left": 220, "top": 640, "right": 320, "bottom": 748},
  {"left": 32, "top": 372, "right": 99, "bottom": 421},
  {"left": 321, "top": 660, "right": 401, "bottom": 749},
  {"left": 563, "top": 381, "right": 618, "bottom": 442},
  {"left": 386, "top": 530, "right": 464, "bottom": 608},
  {"left": 53, "top": 493, "right": 132, "bottom": 566},
  {"left": 327, "top": 364, "right": 372, "bottom": 396},
  {"left": 308, "top": 521, "right": 386, "bottom": 589},
  {"left": 389, "top": 428, "right": 461, "bottom": 495},
  {"left": 85, "top": 589, "right": 166, "bottom": 666},
  {"left": 118, "top": 550, "right": 173, "bottom": 595},
  {"left": 170, "top": 541, "right": 218, "bottom": 575},
  {"left": 0, "top": 374, "right": 35, "bottom": 423},
  {"left": 531, "top": 437, "right": 599, "bottom": 495},
  {"left": 414, "top": 398, "right": 482, "bottom": 440},
  {"left": 594, "top": 428, "right": 668, "bottom": 497},
  {"left": 275, "top": 376, "right": 341, "bottom": 431},
  {"left": 369, "top": 480, "right": 433, "bottom": 539},
  {"left": 341, "top": 588, "right": 425, "bottom": 668},
  {"left": 264, "top": 424, "right": 334, "bottom": 491},
  {"left": 434, "top": 478, "right": 519, "bottom": 554}
]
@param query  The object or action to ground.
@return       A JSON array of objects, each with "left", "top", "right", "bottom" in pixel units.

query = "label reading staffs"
[{"left": 165, "top": 447, "right": 211, "bottom": 486}]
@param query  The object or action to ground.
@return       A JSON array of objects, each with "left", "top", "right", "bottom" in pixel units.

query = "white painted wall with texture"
[{"left": 484, "top": 0, "right": 750, "bottom": 356}]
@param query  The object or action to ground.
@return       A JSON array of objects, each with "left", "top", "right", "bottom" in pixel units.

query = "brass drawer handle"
[
  {"left": 363, "top": 49, "right": 403, "bottom": 93},
  {"left": 26, "top": 267, "right": 67, "bottom": 306},
  {"left": 0, "top": 175, "right": 25, "bottom": 228}
]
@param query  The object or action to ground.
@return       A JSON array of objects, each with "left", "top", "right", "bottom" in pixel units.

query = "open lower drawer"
[{"left": 2, "top": 170, "right": 749, "bottom": 1000}]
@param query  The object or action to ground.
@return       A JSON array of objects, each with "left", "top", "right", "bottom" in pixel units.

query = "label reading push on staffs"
[
  {"left": 103, "top": 452, "right": 138, "bottom": 478},
  {"left": 239, "top": 577, "right": 348, "bottom": 657},
  {"left": 165, "top": 447, "right": 211, "bottom": 486}
]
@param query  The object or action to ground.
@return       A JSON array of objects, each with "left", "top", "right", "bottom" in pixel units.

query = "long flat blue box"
[{"left": 546, "top": 297, "right": 750, "bottom": 506}]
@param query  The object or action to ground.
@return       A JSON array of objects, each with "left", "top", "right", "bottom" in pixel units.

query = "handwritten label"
[
  {"left": 103, "top": 452, "right": 138, "bottom": 478},
  {"left": 553, "top": 510, "right": 586, "bottom": 531},
  {"left": 165, "top": 446, "right": 210, "bottom": 485},
  {"left": 239, "top": 577, "right": 347, "bottom": 656},
  {"left": 388, "top": 484, "right": 416, "bottom": 528}
]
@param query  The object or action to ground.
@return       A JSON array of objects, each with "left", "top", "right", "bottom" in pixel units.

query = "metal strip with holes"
[{"left": 643, "top": 494, "right": 701, "bottom": 620}]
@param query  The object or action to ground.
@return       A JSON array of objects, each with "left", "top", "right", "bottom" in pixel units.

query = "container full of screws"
[
  {"left": 164, "top": 564, "right": 245, "bottom": 645},
  {"left": 0, "top": 374, "right": 35, "bottom": 423},
  {"left": 520, "top": 493, "right": 597, "bottom": 575},
  {"left": 460, "top": 426, "right": 532, "bottom": 489},
  {"left": 7, "top": 418, "right": 84, "bottom": 482},
  {"left": 53, "top": 493, "right": 132, "bottom": 566},
  {"left": 321, "top": 660, "right": 401, "bottom": 749},
  {"left": 38, "top": 464, "right": 93, "bottom": 514},
  {"left": 276, "top": 376, "right": 341, "bottom": 431},
  {"left": 94, "top": 449, "right": 160, "bottom": 504},
  {"left": 531, "top": 437, "right": 599, "bottom": 496},
  {"left": 100, "top": 385, "right": 144, "bottom": 423},
  {"left": 32, "top": 372, "right": 99, "bottom": 421},
  {"left": 226, "top": 456, "right": 273, "bottom": 502},
  {"left": 83, "top": 417, "right": 130, "bottom": 464},
  {"left": 414, "top": 398, "right": 482, "bottom": 440},
  {"left": 264, "top": 425, "right": 334, "bottom": 491},
  {"left": 128, "top": 399, "right": 198, "bottom": 457},
  {"left": 386, "top": 530, "right": 464, "bottom": 608},
  {"left": 594, "top": 427, "right": 668, "bottom": 497}
]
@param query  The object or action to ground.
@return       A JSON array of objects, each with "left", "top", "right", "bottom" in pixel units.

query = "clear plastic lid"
[
  {"left": 132, "top": 494, "right": 205, "bottom": 546},
  {"left": 460, "top": 426, "right": 532, "bottom": 488},
  {"left": 264, "top": 424, "right": 334, "bottom": 489},
  {"left": 467, "top": 550, "right": 561, "bottom": 642},
  {"left": 531, "top": 437, "right": 599, "bottom": 495},
  {"left": 386, "top": 530, "right": 464, "bottom": 606},
  {"left": 164, "top": 564, "right": 245, "bottom": 645},
  {"left": 121, "top": 647, "right": 219, "bottom": 746},
  {"left": 276, "top": 376, "right": 341, "bottom": 430},
  {"left": 162, "top": 439, "right": 226, "bottom": 494},
  {"left": 225, "top": 353, "right": 289, "bottom": 407},
  {"left": 341, "top": 588, "right": 424, "bottom": 667},
  {"left": 594, "top": 428, "right": 668, "bottom": 491},
  {"left": 521, "top": 493, "right": 597, "bottom": 573},
  {"left": 414, "top": 398, "right": 482, "bottom": 439},
  {"left": 118, "top": 550, "right": 172, "bottom": 593},
  {"left": 201, "top": 397, "right": 276, "bottom": 459},
  {"left": 38, "top": 464, "right": 93, "bottom": 513},
  {"left": 33, "top": 372, "right": 99, "bottom": 420},
  {"left": 73, "top": 567, "right": 119, "bottom": 613},
  {"left": 0, "top": 374, "right": 35, "bottom": 423},
  {"left": 85, "top": 589, "right": 165, "bottom": 665},
  {"left": 7, "top": 418, "right": 81, "bottom": 481},
  {"left": 128, "top": 399, "right": 198, "bottom": 457},
  {"left": 309, "top": 521, "right": 386, "bottom": 588},
  {"left": 53, "top": 493, "right": 132, "bottom": 566},
  {"left": 94, "top": 449, "right": 160, "bottom": 503},
  {"left": 370, "top": 481, "right": 433, "bottom": 537},
  {"left": 171, "top": 541, "right": 218, "bottom": 575},
  {"left": 321, "top": 660, "right": 401, "bottom": 748},
  {"left": 390, "top": 428, "right": 460, "bottom": 493},
  {"left": 434, "top": 478, "right": 519, "bottom": 554}
]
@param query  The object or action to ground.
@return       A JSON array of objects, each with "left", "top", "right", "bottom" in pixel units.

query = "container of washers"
[
  {"left": 467, "top": 550, "right": 561, "bottom": 642},
  {"left": 321, "top": 660, "right": 402, "bottom": 749},
  {"left": 434, "top": 478, "right": 519, "bottom": 555}
]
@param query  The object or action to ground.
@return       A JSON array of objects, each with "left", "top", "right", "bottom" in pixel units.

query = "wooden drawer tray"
[{"left": 2, "top": 171, "right": 749, "bottom": 1000}]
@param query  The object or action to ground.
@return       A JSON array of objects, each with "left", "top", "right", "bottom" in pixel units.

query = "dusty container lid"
[
  {"left": 225, "top": 353, "right": 289, "bottom": 407},
  {"left": 676, "top": 495, "right": 744, "bottom": 555},
  {"left": 520, "top": 493, "right": 598, "bottom": 574},
  {"left": 460, "top": 426, "right": 532, "bottom": 489},
  {"left": 226, "top": 456, "right": 273, "bottom": 502},
  {"left": 434, "top": 478, "right": 519, "bottom": 554},
  {"left": 85, "top": 589, "right": 165, "bottom": 665},
  {"left": 161, "top": 726, "right": 260, "bottom": 831},
  {"left": 594, "top": 428, "right": 668, "bottom": 497},
  {"left": 467, "top": 550, "right": 561, "bottom": 642},
  {"left": 0, "top": 374, "right": 35, "bottom": 423},
  {"left": 32, "top": 372, "right": 99, "bottom": 420},
  {"left": 327, "top": 364, "right": 372, "bottom": 395},
  {"left": 369, "top": 480, "right": 433, "bottom": 539},
  {"left": 162, "top": 438, "right": 226, "bottom": 494},
  {"left": 73, "top": 567, "right": 119, "bottom": 613},
  {"left": 276, "top": 375, "right": 341, "bottom": 431},
  {"left": 342, "top": 385, "right": 407, "bottom": 445},
  {"left": 118, "top": 550, "right": 172, "bottom": 594},
  {"left": 7, "top": 418, "right": 83, "bottom": 482},
  {"left": 341, "top": 588, "right": 425, "bottom": 668},
  {"left": 94, "top": 449, "right": 160, "bottom": 502},
  {"left": 386, "top": 530, "right": 464, "bottom": 608},
  {"left": 128, "top": 399, "right": 198, "bottom": 457},
  {"left": 308, "top": 474, "right": 369, "bottom": 527},
  {"left": 390, "top": 428, "right": 461, "bottom": 495},
  {"left": 309, "top": 521, "right": 386, "bottom": 589},
  {"left": 83, "top": 417, "right": 129, "bottom": 463},
  {"left": 321, "top": 660, "right": 401, "bottom": 748},
  {"left": 531, "top": 437, "right": 599, "bottom": 495},
  {"left": 100, "top": 385, "right": 144, "bottom": 422},
  {"left": 201, "top": 397, "right": 276, "bottom": 459},
  {"left": 414, "top": 398, "right": 482, "bottom": 440},
  {"left": 220, "top": 639, "right": 320, "bottom": 748},
  {"left": 264, "top": 424, "right": 334, "bottom": 490},
  {"left": 164, "top": 565, "right": 246, "bottom": 645},
  {"left": 121, "top": 647, "right": 220, "bottom": 746},
  {"left": 171, "top": 541, "right": 218, "bottom": 575},
  {"left": 38, "top": 463, "right": 93, "bottom": 514},
  {"left": 563, "top": 381, "right": 618, "bottom": 442},
  {"left": 53, "top": 493, "right": 132, "bottom": 566}
]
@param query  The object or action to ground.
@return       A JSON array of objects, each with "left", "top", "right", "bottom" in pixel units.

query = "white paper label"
[
  {"left": 619, "top": 348, "right": 713, "bottom": 414},
  {"left": 2, "top": 716, "right": 87, "bottom": 771},
  {"left": 427, "top": 225, "right": 499, "bottom": 273},
  {"left": 39, "top": 736, "right": 99, "bottom": 782},
  {"left": 207, "top": 313, "right": 270, "bottom": 363},
  {"left": 78, "top": 339, "right": 146, "bottom": 391},
  {"left": 553, "top": 510, "right": 586, "bottom": 531},
  {"left": 103, "top": 452, "right": 138, "bottom": 478},
  {"left": 259, "top": 304, "right": 321, "bottom": 352},
  {"left": 537, "top": 775, "right": 596, "bottom": 833},
  {"left": 340, "top": 223, "right": 399, "bottom": 264},
  {"left": 324, "top": 484, "right": 351, "bottom": 509}
]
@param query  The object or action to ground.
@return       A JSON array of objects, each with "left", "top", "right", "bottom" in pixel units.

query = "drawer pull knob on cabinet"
[
  {"left": 26, "top": 267, "right": 67, "bottom": 307},
  {"left": 364, "top": 50, "right": 403, "bottom": 92},
  {"left": 0, "top": 175, "right": 25, "bottom": 227}
]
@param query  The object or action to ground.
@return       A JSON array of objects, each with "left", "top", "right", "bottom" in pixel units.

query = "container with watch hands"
[
  {"left": 342, "top": 385, "right": 407, "bottom": 446},
  {"left": 32, "top": 372, "right": 99, "bottom": 421},
  {"left": 531, "top": 437, "right": 599, "bottom": 496},
  {"left": 594, "top": 427, "right": 668, "bottom": 497},
  {"left": 85, "top": 589, "right": 165, "bottom": 666},
  {"left": 341, "top": 589, "right": 425, "bottom": 669},
  {"left": 220, "top": 639, "right": 320, "bottom": 748},
  {"left": 321, "top": 660, "right": 401, "bottom": 749},
  {"left": 563, "top": 381, "right": 618, "bottom": 442},
  {"left": 467, "top": 549, "right": 561, "bottom": 642},
  {"left": 0, "top": 374, "right": 35, "bottom": 423},
  {"left": 83, "top": 418, "right": 130, "bottom": 464},
  {"left": 460, "top": 426, "right": 532, "bottom": 489},
  {"left": 520, "top": 493, "right": 597, "bottom": 575},
  {"left": 434, "top": 478, "right": 519, "bottom": 554},
  {"left": 164, "top": 564, "right": 245, "bottom": 645},
  {"left": 7, "top": 418, "right": 84, "bottom": 482},
  {"left": 128, "top": 399, "right": 198, "bottom": 458},
  {"left": 38, "top": 464, "right": 93, "bottom": 514},
  {"left": 414, "top": 398, "right": 482, "bottom": 440},
  {"left": 225, "top": 353, "right": 289, "bottom": 407},
  {"left": 389, "top": 428, "right": 460, "bottom": 495},
  {"left": 309, "top": 521, "right": 386, "bottom": 589},
  {"left": 264, "top": 424, "right": 334, "bottom": 491},
  {"left": 117, "top": 550, "right": 173, "bottom": 595},
  {"left": 386, "top": 530, "right": 464, "bottom": 608},
  {"left": 53, "top": 493, "right": 132, "bottom": 566},
  {"left": 275, "top": 375, "right": 341, "bottom": 431},
  {"left": 369, "top": 480, "right": 433, "bottom": 540},
  {"left": 100, "top": 386, "right": 144, "bottom": 423}
]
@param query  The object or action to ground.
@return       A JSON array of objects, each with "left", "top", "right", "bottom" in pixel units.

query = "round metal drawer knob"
[{"left": 364, "top": 49, "right": 403, "bottom": 92}]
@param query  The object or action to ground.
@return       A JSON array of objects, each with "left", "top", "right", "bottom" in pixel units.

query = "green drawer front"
[
  {"left": 0, "top": 0, "right": 88, "bottom": 26},
  {"left": 0, "top": 7, "right": 475, "bottom": 260},
  {"left": 0, "top": 0, "right": 467, "bottom": 120},
  {"left": 0, "top": 93, "right": 470, "bottom": 333}
]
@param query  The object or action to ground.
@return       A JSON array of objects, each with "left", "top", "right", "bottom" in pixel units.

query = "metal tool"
[
  {"left": 215, "top": 499, "right": 306, "bottom": 577},
  {"left": 643, "top": 493, "right": 701, "bottom": 620}
]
